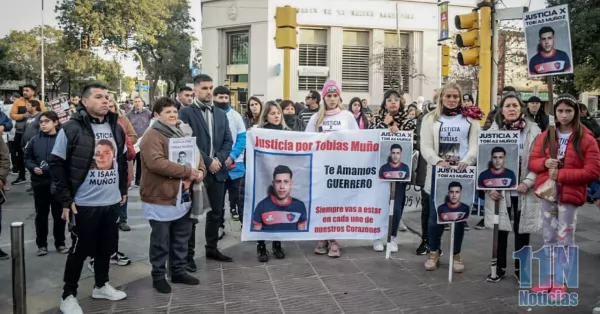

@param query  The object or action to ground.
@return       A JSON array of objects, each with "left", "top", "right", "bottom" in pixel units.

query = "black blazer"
[{"left": 179, "top": 104, "right": 233, "bottom": 182}]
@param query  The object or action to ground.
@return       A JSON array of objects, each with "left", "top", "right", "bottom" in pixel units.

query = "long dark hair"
[
  {"left": 245, "top": 96, "right": 263, "bottom": 125},
  {"left": 348, "top": 97, "right": 369, "bottom": 127},
  {"left": 542, "top": 94, "right": 584, "bottom": 159}
]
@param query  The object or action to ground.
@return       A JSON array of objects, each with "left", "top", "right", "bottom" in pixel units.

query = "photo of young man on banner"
[
  {"left": 432, "top": 166, "right": 476, "bottom": 224},
  {"left": 477, "top": 131, "right": 520, "bottom": 190},
  {"left": 378, "top": 130, "right": 413, "bottom": 182}
]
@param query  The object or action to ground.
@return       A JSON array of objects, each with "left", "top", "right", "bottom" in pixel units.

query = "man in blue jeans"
[{"left": 0, "top": 135, "right": 10, "bottom": 259}]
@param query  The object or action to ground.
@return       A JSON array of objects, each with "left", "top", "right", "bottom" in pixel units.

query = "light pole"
[{"left": 41, "top": 0, "right": 45, "bottom": 101}]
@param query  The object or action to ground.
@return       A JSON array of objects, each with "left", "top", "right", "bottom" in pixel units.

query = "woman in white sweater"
[
  {"left": 305, "top": 80, "right": 358, "bottom": 257},
  {"left": 419, "top": 82, "right": 481, "bottom": 273}
]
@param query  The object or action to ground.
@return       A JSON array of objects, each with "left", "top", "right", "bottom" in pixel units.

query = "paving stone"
[
  {"left": 383, "top": 285, "right": 448, "bottom": 309},
  {"left": 321, "top": 273, "right": 377, "bottom": 294},
  {"left": 366, "top": 269, "right": 423, "bottom": 289},
  {"left": 225, "top": 299, "right": 282, "bottom": 314},
  {"left": 169, "top": 304, "right": 225, "bottom": 314},
  {"left": 452, "top": 299, "right": 518, "bottom": 313},
  {"left": 267, "top": 262, "right": 317, "bottom": 281},
  {"left": 272, "top": 277, "right": 328, "bottom": 299},
  {"left": 169, "top": 283, "right": 224, "bottom": 307},
  {"left": 332, "top": 289, "right": 397, "bottom": 314},
  {"left": 311, "top": 259, "right": 362, "bottom": 276},
  {"left": 401, "top": 304, "right": 462, "bottom": 314},
  {"left": 222, "top": 266, "right": 270, "bottom": 284},
  {"left": 223, "top": 281, "right": 277, "bottom": 303},
  {"left": 352, "top": 257, "right": 403, "bottom": 273},
  {"left": 279, "top": 294, "right": 343, "bottom": 314}
]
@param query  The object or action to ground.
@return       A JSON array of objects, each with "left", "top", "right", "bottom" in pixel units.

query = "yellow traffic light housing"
[
  {"left": 441, "top": 45, "right": 450, "bottom": 77},
  {"left": 454, "top": 10, "right": 481, "bottom": 66},
  {"left": 81, "top": 33, "right": 90, "bottom": 50},
  {"left": 454, "top": 11, "right": 479, "bottom": 30},
  {"left": 275, "top": 6, "right": 297, "bottom": 49}
]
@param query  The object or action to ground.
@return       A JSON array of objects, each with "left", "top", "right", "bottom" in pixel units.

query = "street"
[{"left": 0, "top": 180, "right": 599, "bottom": 313}]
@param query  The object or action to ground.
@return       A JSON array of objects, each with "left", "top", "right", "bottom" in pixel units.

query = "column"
[
  {"left": 370, "top": 29, "right": 385, "bottom": 105},
  {"left": 411, "top": 31, "right": 424, "bottom": 98},
  {"left": 328, "top": 27, "right": 343, "bottom": 82}
]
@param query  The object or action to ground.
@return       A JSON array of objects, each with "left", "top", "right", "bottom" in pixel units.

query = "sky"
[{"left": 0, "top": 0, "right": 544, "bottom": 76}]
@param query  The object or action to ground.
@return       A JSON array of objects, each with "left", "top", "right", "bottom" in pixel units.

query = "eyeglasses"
[
  {"left": 39, "top": 119, "right": 53, "bottom": 124},
  {"left": 305, "top": 96, "right": 313, "bottom": 100}
]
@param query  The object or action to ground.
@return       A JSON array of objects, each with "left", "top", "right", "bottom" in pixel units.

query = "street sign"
[
  {"left": 135, "top": 84, "right": 149, "bottom": 92},
  {"left": 438, "top": 1, "right": 450, "bottom": 41},
  {"left": 191, "top": 67, "right": 201, "bottom": 77}
]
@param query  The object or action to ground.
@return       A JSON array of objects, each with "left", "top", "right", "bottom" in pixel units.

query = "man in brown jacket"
[
  {"left": 0, "top": 135, "right": 12, "bottom": 259},
  {"left": 139, "top": 97, "right": 206, "bottom": 293},
  {"left": 10, "top": 84, "right": 46, "bottom": 184}
]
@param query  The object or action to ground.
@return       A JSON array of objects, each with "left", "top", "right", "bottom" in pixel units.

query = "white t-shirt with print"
[
  {"left": 437, "top": 114, "right": 470, "bottom": 164},
  {"left": 557, "top": 131, "right": 571, "bottom": 160},
  {"left": 305, "top": 110, "right": 359, "bottom": 133}
]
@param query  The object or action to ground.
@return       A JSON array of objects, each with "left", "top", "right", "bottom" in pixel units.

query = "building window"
[
  {"left": 298, "top": 28, "right": 327, "bottom": 90},
  {"left": 228, "top": 32, "right": 249, "bottom": 65},
  {"left": 342, "top": 31, "right": 370, "bottom": 92},
  {"left": 383, "top": 33, "right": 410, "bottom": 93}
]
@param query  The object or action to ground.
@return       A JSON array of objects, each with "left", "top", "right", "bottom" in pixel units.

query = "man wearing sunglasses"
[{"left": 298, "top": 90, "right": 321, "bottom": 128}]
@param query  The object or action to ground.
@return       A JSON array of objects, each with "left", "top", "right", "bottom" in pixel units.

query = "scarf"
[
  {"left": 151, "top": 120, "right": 185, "bottom": 138},
  {"left": 353, "top": 112, "right": 365, "bottom": 129},
  {"left": 442, "top": 106, "right": 462, "bottom": 116},
  {"left": 284, "top": 114, "right": 297, "bottom": 129},
  {"left": 325, "top": 107, "right": 341, "bottom": 116},
  {"left": 263, "top": 123, "right": 284, "bottom": 130},
  {"left": 193, "top": 98, "right": 213, "bottom": 111},
  {"left": 504, "top": 114, "right": 527, "bottom": 130}
]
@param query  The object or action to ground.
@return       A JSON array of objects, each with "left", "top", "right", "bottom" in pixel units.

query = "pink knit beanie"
[{"left": 321, "top": 80, "right": 341, "bottom": 99}]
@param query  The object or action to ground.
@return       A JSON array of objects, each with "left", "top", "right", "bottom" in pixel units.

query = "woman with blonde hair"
[
  {"left": 305, "top": 80, "right": 358, "bottom": 258},
  {"left": 260, "top": 101, "right": 290, "bottom": 130},
  {"left": 419, "top": 82, "right": 483, "bottom": 273}
]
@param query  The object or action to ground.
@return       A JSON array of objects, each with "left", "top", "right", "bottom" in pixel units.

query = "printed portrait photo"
[
  {"left": 525, "top": 22, "right": 573, "bottom": 77},
  {"left": 477, "top": 144, "right": 519, "bottom": 190},
  {"left": 171, "top": 150, "right": 193, "bottom": 167},
  {"left": 433, "top": 175, "right": 475, "bottom": 224},
  {"left": 251, "top": 151, "right": 312, "bottom": 233},
  {"left": 378, "top": 141, "right": 413, "bottom": 182},
  {"left": 92, "top": 139, "right": 116, "bottom": 171}
]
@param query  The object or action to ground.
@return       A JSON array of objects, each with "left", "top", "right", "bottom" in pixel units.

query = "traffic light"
[
  {"left": 81, "top": 33, "right": 90, "bottom": 50},
  {"left": 454, "top": 11, "right": 479, "bottom": 66},
  {"left": 274, "top": 6, "right": 297, "bottom": 49},
  {"left": 441, "top": 45, "right": 450, "bottom": 77},
  {"left": 90, "top": 38, "right": 101, "bottom": 47}
]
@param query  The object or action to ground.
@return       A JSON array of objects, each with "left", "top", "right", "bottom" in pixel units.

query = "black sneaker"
[
  {"left": 110, "top": 252, "right": 131, "bottom": 266},
  {"left": 272, "top": 242, "right": 285, "bottom": 259},
  {"left": 475, "top": 219, "right": 486, "bottom": 230},
  {"left": 153, "top": 279, "right": 172, "bottom": 294},
  {"left": 186, "top": 259, "right": 197, "bottom": 272},
  {"left": 464, "top": 221, "right": 470, "bottom": 230},
  {"left": 415, "top": 240, "right": 429, "bottom": 255},
  {"left": 257, "top": 242, "right": 269, "bottom": 263},
  {"left": 486, "top": 268, "right": 507, "bottom": 283},
  {"left": 0, "top": 248, "right": 9, "bottom": 260},
  {"left": 230, "top": 208, "right": 240, "bottom": 221},
  {"left": 11, "top": 177, "right": 26, "bottom": 185},
  {"left": 171, "top": 273, "right": 200, "bottom": 285}
]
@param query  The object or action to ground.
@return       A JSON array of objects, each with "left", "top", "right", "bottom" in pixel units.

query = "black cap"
[
  {"left": 463, "top": 93, "right": 474, "bottom": 103},
  {"left": 213, "top": 86, "right": 230, "bottom": 96},
  {"left": 527, "top": 96, "right": 542, "bottom": 103}
]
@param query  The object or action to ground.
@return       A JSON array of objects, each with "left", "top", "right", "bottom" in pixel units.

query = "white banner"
[{"left": 242, "top": 128, "right": 390, "bottom": 241}]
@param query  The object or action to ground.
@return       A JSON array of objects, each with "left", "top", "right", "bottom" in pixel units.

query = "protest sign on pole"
[
  {"left": 476, "top": 131, "right": 520, "bottom": 190},
  {"left": 168, "top": 137, "right": 197, "bottom": 167},
  {"left": 378, "top": 130, "right": 413, "bottom": 182},
  {"left": 432, "top": 166, "right": 476, "bottom": 224},
  {"left": 242, "top": 128, "right": 390, "bottom": 241},
  {"left": 49, "top": 97, "right": 71, "bottom": 123},
  {"left": 523, "top": 5, "right": 573, "bottom": 78}
]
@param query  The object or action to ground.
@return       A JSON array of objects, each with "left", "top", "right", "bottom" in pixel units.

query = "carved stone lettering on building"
[{"left": 297, "top": 8, "right": 414, "bottom": 20}]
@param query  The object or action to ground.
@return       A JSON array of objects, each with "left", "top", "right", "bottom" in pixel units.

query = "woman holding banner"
[
  {"left": 483, "top": 92, "right": 541, "bottom": 283},
  {"left": 306, "top": 80, "right": 359, "bottom": 258},
  {"left": 419, "top": 82, "right": 482, "bottom": 273},
  {"left": 529, "top": 94, "right": 600, "bottom": 295},
  {"left": 255, "top": 101, "right": 291, "bottom": 262},
  {"left": 369, "top": 89, "right": 416, "bottom": 252}
]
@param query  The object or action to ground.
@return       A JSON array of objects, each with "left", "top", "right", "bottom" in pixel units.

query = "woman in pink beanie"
[{"left": 305, "top": 79, "right": 359, "bottom": 257}]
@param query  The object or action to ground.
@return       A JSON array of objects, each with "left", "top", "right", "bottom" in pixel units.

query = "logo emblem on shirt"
[
  {"left": 287, "top": 213, "right": 296, "bottom": 222},
  {"left": 502, "top": 179, "right": 508, "bottom": 186},
  {"left": 266, "top": 215, "right": 274, "bottom": 222},
  {"left": 554, "top": 62, "right": 560, "bottom": 69}
]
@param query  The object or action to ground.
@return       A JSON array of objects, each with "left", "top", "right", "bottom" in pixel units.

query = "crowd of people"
[{"left": 0, "top": 77, "right": 599, "bottom": 313}]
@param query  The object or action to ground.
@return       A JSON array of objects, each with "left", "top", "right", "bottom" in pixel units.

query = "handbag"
[
  {"left": 190, "top": 181, "right": 212, "bottom": 220},
  {"left": 534, "top": 120, "right": 557, "bottom": 202}
]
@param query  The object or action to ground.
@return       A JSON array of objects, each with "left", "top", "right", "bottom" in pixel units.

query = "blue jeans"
[
  {"left": 119, "top": 201, "right": 128, "bottom": 223},
  {"left": 391, "top": 183, "right": 407, "bottom": 237},
  {"left": 426, "top": 192, "right": 465, "bottom": 254}
]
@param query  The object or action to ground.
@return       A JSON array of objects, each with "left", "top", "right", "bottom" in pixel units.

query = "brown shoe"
[
  {"left": 453, "top": 254, "right": 465, "bottom": 273},
  {"left": 424, "top": 251, "right": 440, "bottom": 271}
]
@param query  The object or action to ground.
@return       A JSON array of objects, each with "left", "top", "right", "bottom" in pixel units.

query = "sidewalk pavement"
[{"left": 35, "top": 206, "right": 600, "bottom": 314}]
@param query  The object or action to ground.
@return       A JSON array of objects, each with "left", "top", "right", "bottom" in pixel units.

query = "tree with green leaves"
[
  {"left": 546, "top": 0, "right": 600, "bottom": 94},
  {"left": 0, "top": 43, "right": 18, "bottom": 83}
]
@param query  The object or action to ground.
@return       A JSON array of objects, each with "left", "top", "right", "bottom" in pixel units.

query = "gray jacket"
[{"left": 21, "top": 112, "right": 41, "bottom": 148}]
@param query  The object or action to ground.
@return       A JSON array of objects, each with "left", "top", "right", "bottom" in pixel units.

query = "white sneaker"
[
  {"left": 399, "top": 221, "right": 407, "bottom": 232},
  {"left": 92, "top": 283, "right": 127, "bottom": 301},
  {"left": 389, "top": 237, "right": 399, "bottom": 253},
  {"left": 60, "top": 295, "right": 83, "bottom": 314},
  {"left": 373, "top": 239, "right": 384, "bottom": 252},
  {"left": 593, "top": 304, "right": 600, "bottom": 314}
]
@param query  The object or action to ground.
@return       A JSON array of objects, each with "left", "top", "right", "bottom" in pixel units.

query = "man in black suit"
[{"left": 179, "top": 74, "right": 234, "bottom": 269}]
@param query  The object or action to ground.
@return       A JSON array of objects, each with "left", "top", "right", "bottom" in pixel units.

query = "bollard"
[{"left": 11, "top": 222, "right": 26, "bottom": 314}]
